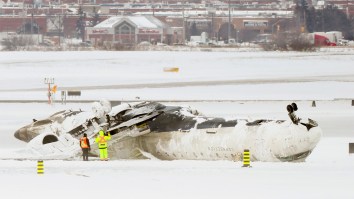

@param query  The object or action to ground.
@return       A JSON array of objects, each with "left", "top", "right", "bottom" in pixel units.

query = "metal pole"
[
  {"left": 59, "top": 15, "right": 61, "bottom": 46},
  {"left": 236, "top": 30, "right": 239, "bottom": 43},
  {"left": 228, "top": 0, "right": 231, "bottom": 42},
  {"left": 31, "top": 0, "right": 34, "bottom": 35},
  {"left": 31, "top": 14, "right": 33, "bottom": 35},
  {"left": 322, "top": 9, "right": 324, "bottom": 32},
  {"left": 152, "top": 0, "right": 155, "bottom": 16},
  {"left": 48, "top": 83, "right": 51, "bottom": 104},
  {"left": 44, "top": 78, "right": 54, "bottom": 104},
  {"left": 182, "top": 2, "right": 185, "bottom": 44},
  {"left": 211, "top": 13, "right": 214, "bottom": 40}
]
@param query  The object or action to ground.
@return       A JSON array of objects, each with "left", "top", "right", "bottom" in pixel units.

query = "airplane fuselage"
[
  {"left": 14, "top": 101, "right": 322, "bottom": 162},
  {"left": 105, "top": 119, "right": 322, "bottom": 162}
]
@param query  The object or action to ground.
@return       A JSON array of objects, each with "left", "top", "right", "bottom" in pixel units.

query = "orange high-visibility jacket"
[{"left": 80, "top": 137, "right": 90, "bottom": 149}]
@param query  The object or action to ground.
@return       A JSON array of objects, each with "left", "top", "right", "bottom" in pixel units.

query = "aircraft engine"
[
  {"left": 26, "top": 132, "right": 80, "bottom": 158},
  {"left": 27, "top": 133, "right": 59, "bottom": 148},
  {"left": 42, "top": 134, "right": 59, "bottom": 144}
]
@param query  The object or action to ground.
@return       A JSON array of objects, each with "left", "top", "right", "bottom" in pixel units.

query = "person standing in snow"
[
  {"left": 95, "top": 130, "right": 111, "bottom": 161},
  {"left": 80, "top": 133, "right": 91, "bottom": 161}
]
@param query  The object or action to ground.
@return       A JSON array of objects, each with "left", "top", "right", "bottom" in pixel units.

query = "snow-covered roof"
[
  {"left": 134, "top": 10, "right": 294, "bottom": 18},
  {"left": 94, "top": 16, "right": 167, "bottom": 29}
]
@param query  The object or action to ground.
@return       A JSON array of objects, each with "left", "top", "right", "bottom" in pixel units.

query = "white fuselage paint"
[
  {"left": 107, "top": 119, "right": 322, "bottom": 162},
  {"left": 13, "top": 102, "right": 322, "bottom": 162}
]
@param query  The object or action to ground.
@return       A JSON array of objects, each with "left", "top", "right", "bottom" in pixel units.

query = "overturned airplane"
[{"left": 14, "top": 100, "right": 322, "bottom": 162}]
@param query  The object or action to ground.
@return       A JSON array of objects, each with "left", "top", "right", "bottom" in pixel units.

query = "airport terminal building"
[{"left": 86, "top": 16, "right": 171, "bottom": 45}]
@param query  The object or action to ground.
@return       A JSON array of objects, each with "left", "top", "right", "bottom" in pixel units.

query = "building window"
[
  {"left": 115, "top": 22, "right": 135, "bottom": 35},
  {"left": 120, "top": 25, "right": 131, "bottom": 34}
]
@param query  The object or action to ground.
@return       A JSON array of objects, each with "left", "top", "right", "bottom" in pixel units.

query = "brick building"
[{"left": 86, "top": 15, "right": 172, "bottom": 45}]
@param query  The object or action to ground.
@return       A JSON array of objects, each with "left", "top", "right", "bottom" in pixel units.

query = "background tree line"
[{"left": 295, "top": 0, "right": 354, "bottom": 39}]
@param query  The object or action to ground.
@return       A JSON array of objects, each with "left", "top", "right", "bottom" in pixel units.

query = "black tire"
[
  {"left": 287, "top": 104, "right": 293, "bottom": 113},
  {"left": 291, "top": 103, "right": 298, "bottom": 111}
]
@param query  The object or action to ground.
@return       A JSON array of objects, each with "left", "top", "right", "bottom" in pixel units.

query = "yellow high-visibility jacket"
[{"left": 95, "top": 130, "right": 111, "bottom": 149}]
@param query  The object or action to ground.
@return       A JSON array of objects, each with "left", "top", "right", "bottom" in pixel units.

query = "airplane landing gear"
[{"left": 287, "top": 103, "right": 300, "bottom": 125}]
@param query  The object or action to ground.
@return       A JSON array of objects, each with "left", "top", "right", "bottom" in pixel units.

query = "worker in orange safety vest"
[
  {"left": 80, "top": 133, "right": 91, "bottom": 161},
  {"left": 95, "top": 130, "right": 111, "bottom": 161}
]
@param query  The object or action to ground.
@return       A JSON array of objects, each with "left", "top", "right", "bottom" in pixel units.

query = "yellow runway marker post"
[
  {"left": 242, "top": 149, "right": 251, "bottom": 168},
  {"left": 37, "top": 160, "right": 44, "bottom": 175}
]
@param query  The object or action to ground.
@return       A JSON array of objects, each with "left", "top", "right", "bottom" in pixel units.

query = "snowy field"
[{"left": 0, "top": 51, "right": 354, "bottom": 198}]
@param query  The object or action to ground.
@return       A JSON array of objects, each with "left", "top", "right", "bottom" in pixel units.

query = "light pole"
[
  {"left": 236, "top": 30, "right": 239, "bottom": 43},
  {"left": 44, "top": 77, "right": 54, "bottom": 104},
  {"left": 208, "top": 8, "right": 216, "bottom": 41},
  {"left": 228, "top": 0, "right": 231, "bottom": 42},
  {"left": 182, "top": 5, "right": 185, "bottom": 44}
]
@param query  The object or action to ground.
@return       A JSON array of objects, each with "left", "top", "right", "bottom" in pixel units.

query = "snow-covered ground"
[{"left": 0, "top": 51, "right": 354, "bottom": 199}]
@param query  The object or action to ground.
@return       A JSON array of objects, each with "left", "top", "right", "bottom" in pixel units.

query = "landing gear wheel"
[
  {"left": 287, "top": 104, "right": 293, "bottom": 113},
  {"left": 291, "top": 103, "right": 298, "bottom": 111}
]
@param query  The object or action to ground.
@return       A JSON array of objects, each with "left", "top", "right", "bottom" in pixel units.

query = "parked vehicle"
[{"left": 302, "top": 31, "right": 343, "bottom": 46}]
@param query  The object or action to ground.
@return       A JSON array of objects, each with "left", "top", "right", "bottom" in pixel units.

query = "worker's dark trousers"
[{"left": 82, "top": 148, "right": 89, "bottom": 161}]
